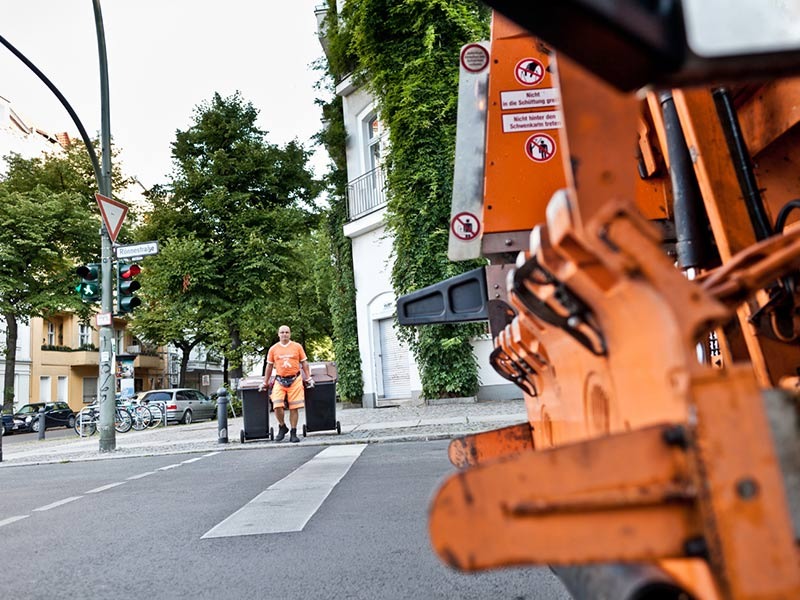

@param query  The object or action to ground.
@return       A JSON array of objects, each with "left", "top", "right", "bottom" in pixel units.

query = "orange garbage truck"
[{"left": 397, "top": 2, "right": 800, "bottom": 599}]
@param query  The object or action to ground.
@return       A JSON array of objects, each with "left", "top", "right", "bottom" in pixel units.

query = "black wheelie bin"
[
  {"left": 302, "top": 362, "right": 341, "bottom": 437},
  {"left": 238, "top": 376, "right": 273, "bottom": 443}
]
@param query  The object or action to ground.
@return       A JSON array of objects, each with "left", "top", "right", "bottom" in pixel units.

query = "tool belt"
[{"left": 275, "top": 373, "right": 300, "bottom": 387}]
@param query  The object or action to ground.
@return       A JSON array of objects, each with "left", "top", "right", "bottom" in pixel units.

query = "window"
[
  {"left": 47, "top": 322, "right": 55, "bottom": 346},
  {"left": 82, "top": 377, "right": 97, "bottom": 404},
  {"left": 57, "top": 376, "right": 68, "bottom": 403},
  {"left": 79, "top": 323, "right": 92, "bottom": 347},
  {"left": 366, "top": 114, "right": 383, "bottom": 173},
  {"left": 39, "top": 376, "right": 51, "bottom": 402}
]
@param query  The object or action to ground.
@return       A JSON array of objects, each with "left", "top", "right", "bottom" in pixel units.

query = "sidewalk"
[{"left": 0, "top": 398, "right": 528, "bottom": 467}]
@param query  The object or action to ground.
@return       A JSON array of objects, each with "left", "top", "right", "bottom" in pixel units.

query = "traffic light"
[
  {"left": 117, "top": 263, "right": 142, "bottom": 314},
  {"left": 75, "top": 264, "right": 101, "bottom": 302}
]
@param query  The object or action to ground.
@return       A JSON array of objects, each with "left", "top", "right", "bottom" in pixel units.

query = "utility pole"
[{"left": 93, "top": 0, "right": 115, "bottom": 452}]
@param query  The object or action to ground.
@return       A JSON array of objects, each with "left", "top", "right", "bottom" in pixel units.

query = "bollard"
[
  {"left": 38, "top": 407, "right": 46, "bottom": 440},
  {"left": 216, "top": 387, "right": 229, "bottom": 444}
]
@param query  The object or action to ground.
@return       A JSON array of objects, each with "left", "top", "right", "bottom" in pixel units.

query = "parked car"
[
  {"left": 138, "top": 388, "right": 216, "bottom": 424},
  {"left": 1, "top": 413, "right": 16, "bottom": 436},
  {"left": 14, "top": 402, "right": 76, "bottom": 432}
]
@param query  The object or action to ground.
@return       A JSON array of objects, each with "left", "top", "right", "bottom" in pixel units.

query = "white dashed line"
[
  {"left": 126, "top": 471, "right": 155, "bottom": 480},
  {"left": 203, "top": 452, "right": 220, "bottom": 457},
  {"left": 0, "top": 515, "right": 30, "bottom": 528},
  {"left": 33, "top": 496, "right": 83, "bottom": 511},
  {"left": 181, "top": 457, "right": 204, "bottom": 464},
  {"left": 158, "top": 463, "right": 181, "bottom": 471},
  {"left": 85, "top": 482, "right": 126, "bottom": 494}
]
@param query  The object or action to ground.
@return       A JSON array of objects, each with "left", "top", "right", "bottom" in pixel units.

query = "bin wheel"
[
  {"left": 270, "top": 427, "right": 274, "bottom": 440},
  {"left": 336, "top": 421, "right": 341, "bottom": 435},
  {"left": 240, "top": 430, "right": 246, "bottom": 444},
  {"left": 302, "top": 424, "right": 307, "bottom": 437}
]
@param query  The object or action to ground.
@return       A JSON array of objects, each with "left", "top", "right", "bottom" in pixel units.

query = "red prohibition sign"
[
  {"left": 451, "top": 212, "right": 481, "bottom": 241},
  {"left": 514, "top": 57, "right": 545, "bottom": 87},
  {"left": 525, "top": 133, "right": 557, "bottom": 163}
]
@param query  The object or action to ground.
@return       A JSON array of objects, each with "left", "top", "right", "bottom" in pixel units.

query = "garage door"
[{"left": 378, "top": 318, "right": 410, "bottom": 399}]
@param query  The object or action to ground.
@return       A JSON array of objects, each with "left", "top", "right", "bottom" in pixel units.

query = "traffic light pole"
[{"left": 94, "top": 0, "right": 115, "bottom": 452}]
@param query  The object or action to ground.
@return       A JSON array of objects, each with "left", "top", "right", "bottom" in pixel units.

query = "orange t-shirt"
[{"left": 267, "top": 341, "right": 307, "bottom": 377}]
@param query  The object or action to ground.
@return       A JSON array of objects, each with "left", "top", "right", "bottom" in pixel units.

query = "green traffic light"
[{"left": 76, "top": 264, "right": 101, "bottom": 302}]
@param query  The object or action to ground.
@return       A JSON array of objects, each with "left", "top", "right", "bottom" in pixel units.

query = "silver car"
[{"left": 138, "top": 388, "right": 216, "bottom": 424}]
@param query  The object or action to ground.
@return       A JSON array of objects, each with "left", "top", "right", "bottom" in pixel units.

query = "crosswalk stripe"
[{"left": 202, "top": 444, "right": 367, "bottom": 539}]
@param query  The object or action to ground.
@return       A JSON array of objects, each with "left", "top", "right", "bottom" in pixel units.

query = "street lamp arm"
[{"left": 0, "top": 32, "right": 103, "bottom": 191}]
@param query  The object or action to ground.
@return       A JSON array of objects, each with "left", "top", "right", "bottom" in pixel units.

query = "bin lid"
[
  {"left": 238, "top": 376, "right": 266, "bottom": 390},
  {"left": 309, "top": 362, "right": 337, "bottom": 383}
]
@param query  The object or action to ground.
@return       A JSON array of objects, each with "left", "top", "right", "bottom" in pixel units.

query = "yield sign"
[{"left": 95, "top": 192, "right": 128, "bottom": 243}]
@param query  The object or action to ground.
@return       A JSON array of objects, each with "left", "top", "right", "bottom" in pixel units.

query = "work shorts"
[{"left": 271, "top": 376, "right": 305, "bottom": 410}]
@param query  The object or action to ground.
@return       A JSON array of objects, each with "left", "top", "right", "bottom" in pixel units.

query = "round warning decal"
[
  {"left": 451, "top": 212, "right": 481, "bottom": 241},
  {"left": 460, "top": 44, "right": 490, "bottom": 73},
  {"left": 525, "top": 133, "right": 557, "bottom": 163},
  {"left": 514, "top": 58, "right": 545, "bottom": 87}
]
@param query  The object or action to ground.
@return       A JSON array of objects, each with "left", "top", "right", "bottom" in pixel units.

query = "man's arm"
[
  {"left": 301, "top": 358, "right": 311, "bottom": 380},
  {"left": 262, "top": 363, "right": 273, "bottom": 389}
]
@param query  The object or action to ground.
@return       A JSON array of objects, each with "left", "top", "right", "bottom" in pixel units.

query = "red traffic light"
[{"left": 120, "top": 264, "right": 141, "bottom": 280}]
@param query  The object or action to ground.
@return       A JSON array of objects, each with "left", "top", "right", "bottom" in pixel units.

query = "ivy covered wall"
[{"left": 329, "top": 0, "right": 491, "bottom": 399}]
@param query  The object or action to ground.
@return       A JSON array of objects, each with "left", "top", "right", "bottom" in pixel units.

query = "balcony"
[
  {"left": 40, "top": 345, "right": 99, "bottom": 368},
  {"left": 347, "top": 167, "right": 387, "bottom": 221}
]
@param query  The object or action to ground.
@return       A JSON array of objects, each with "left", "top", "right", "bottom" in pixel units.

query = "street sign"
[
  {"left": 115, "top": 241, "right": 159, "bottom": 260},
  {"left": 96, "top": 312, "right": 112, "bottom": 327},
  {"left": 95, "top": 193, "right": 128, "bottom": 243}
]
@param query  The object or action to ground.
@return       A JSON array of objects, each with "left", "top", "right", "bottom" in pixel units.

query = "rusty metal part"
[
  {"left": 430, "top": 424, "right": 700, "bottom": 569},
  {"left": 447, "top": 421, "right": 535, "bottom": 469},
  {"left": 699, "top": 228, "right": 800, "bottom": 307}
]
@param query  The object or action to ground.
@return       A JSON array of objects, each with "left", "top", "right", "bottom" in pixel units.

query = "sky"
[{"left": 0, "top": 0, "right": 331, "bottom": 198}]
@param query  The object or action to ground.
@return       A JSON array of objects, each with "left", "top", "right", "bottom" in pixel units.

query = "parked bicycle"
[{"left": 74, "top": 403, "right": 133, "bottom": 436}]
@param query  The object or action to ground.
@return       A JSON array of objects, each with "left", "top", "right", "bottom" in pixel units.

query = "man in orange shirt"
[{"left": 262, "top": 325, "right": 313, "bottom": 442}]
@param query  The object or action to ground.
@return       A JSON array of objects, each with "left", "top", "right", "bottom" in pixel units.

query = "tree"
[
  {"left": 0, "top": 187, "right": 97, "bottom": 411},
  {"left": 0, "top": 139, "right": 130, "bottom": 412},
  {"left": 128, "top": 236, "right": 218, "bottom": 386},
  {"left": 135, "top": 92, "right": 323, "bottom": 382}
]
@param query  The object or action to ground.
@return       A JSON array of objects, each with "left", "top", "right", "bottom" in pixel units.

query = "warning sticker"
[
  {"left": 514, "top": 58, "right": 545, "bottom": 87},
  {"left": 500, "top": 88, "right": 559, "bottom": 110},
  {"left": 460, "top": 43, "right": 490, "bottom": 73},
  {"left": 451, "top": 212, "right": 481, "bottom": 241},
  {"left": 502, "top": 110, "right": 563, "bottom": 133},
  {"left": 525, "top": 133, "right": 557, "bottom": 163}
]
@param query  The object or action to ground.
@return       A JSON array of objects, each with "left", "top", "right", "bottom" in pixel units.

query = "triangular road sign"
[{"left": 95, "top": 192, "right": 128, "bottom": 243}]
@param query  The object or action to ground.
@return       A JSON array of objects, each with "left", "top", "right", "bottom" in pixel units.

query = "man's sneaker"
[
  {"left": 275, "top": 424, "right": 289, "bottom": 442},
  {"left": 290, "top": 429, "right": 300, "bottom": 443}
]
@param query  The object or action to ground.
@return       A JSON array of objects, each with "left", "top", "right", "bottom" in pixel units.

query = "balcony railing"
[{"left": 347, "top": 167, "right": 387, "bottom": 221}]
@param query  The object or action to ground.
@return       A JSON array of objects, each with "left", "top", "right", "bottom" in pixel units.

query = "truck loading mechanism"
[{"left": 398, "top": 2, "right": 800, "bottom": 599}]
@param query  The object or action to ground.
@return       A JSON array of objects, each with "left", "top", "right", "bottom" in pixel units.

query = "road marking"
[
  {"left": 33, "top": 496, "right": 83, "bottom": 511},
  {"left": 181, "top": 457, "right": 205, "bottom": 464},
  {"left": 127, "top": 471, "right": 155, "bottom": 480},
  {"left": 158, "top": 463, "right": 182, "bottom": 471},
  {"left": 85, "top": 481, "right": 126, "bottom": 494},
  {"left": 0, "top": 515, "right": 30, "bottom": 528},
  {"left": 202, "top": 444, "right": 368, "bottom": 539},
  {"left": 203, "top": 452, "right": 220, "bottom": 457}
]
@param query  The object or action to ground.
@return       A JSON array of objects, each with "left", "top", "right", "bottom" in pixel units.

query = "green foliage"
[
  {"left": 0, "top": 143, "right": 112, "bottom": 409},
  {"left": 333, "top": 0, "right": 490, "bottom": 399},
  {"left": 314, "top": 4, "right": 365, "bottom": 403},
  {"left": 133, "top": 92, "right": 325, "bottom": 381}
]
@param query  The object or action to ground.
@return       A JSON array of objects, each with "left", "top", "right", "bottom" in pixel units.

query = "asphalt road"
[{"left": 0, "top": 440, "right": 572, "bottom": 600}]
